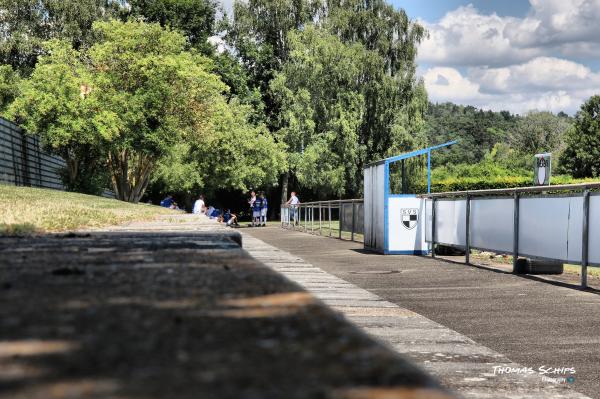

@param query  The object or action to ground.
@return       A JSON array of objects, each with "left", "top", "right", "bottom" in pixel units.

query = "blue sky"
[
  {"left": 391, "top": 0, "right": 600, "bottom": 114},
  {"left": 392, "top": 0, "right": 531, "bottom": 20}
]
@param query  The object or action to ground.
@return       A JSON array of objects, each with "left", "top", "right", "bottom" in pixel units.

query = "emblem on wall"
[
  {"left": 534, "top": 153, "right": 551, "bottom": 186},
  {"left": 401, "top": 208, "right": 418, "bottom": 230}
]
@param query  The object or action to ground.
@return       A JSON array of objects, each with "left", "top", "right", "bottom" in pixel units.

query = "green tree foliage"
[
  {"left": 152, "top": 99, "right": 286, "bottom": 194},
  {"left": 561, "top": 95, "right": 600, "bottom": 178},
  {"left": 323, "top": 0, "right": 427, "bottom": 162},
  {"left": 512, "top": 111, "right": 571, "bottom": 155},
  {"left": 6, "top": 40, "right": 118, "bottom": 194},
  {"left": 425, "top": 103, "right": 519, "bottom": 167},
  {"left": 126, "top": 0, "right": 218, "bottom": 54},
  {"left": 8, "top": 20, "right": 285, "bottom": 202},
  {"left": 271, "top": 27, "right": 365, "bottom": 197},
  {"left": 229, "top": 0, "right": 426, "bottom": 199},
  {"left": 0, "top": 0, "right": 124, "bottom": 75},
  {"left": 0, "top": 65, "right": 21, "bottom": 113}
]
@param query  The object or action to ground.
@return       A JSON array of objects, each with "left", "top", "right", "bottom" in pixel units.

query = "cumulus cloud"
[
  {"left": 506, "top": 0, "right": 600, "bottom": 48},
  {"left": 419, "top": 5, "right": 539, "bottom": 67},
  {"left": 418, "top": 1, "right": 600, "bottom": 114},
  {"left": 422, "top": 57, "right": 600, "bottom": 114},
  {"left": 419, "top": 0, "right": 600, "bottom": 66}
]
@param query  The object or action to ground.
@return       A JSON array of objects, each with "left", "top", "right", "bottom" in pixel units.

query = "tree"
[
  {"left": 0, "top": 0, "right": 124, "bottom": 75},
  {"left": 271, "top": 27, "right": 366, "bottom": 197},
  {"left": 6, "top": 40, "right": 118, "bottom": 194},
  {"left": 126, "top": 0, "right": 218, "bottom": 54},
  {"left": 152, "top": 99, "right": 286, "bottom": 195},
  {"left": 425, "top": 102, "right": 518, "bottom": 167},
  {"left": 0, "top": 65, "right": 21, "bottom": 113},
  {"left": 560, "top": 95, "right": 600, "bottom": 178},
  {"left": 89, "top": 20, "right": 228, "bottom": 202},
  {"left": 512, "top": 111, "right": 571, "bottom": 155},
  {"left": 8, "top": 20, "right": 228, "bottom": 201}
]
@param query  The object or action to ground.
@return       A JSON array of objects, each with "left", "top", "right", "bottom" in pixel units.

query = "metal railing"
[
  {"left": 281, "top": 199, "right": 364, "bottom": 242},
  {"left": 421, "top": 182, "right": 600, "bottom": 288}
]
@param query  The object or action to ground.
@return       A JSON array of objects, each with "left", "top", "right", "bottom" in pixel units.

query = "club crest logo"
[{"left": 401, "top": 208, "right": 418, "bottom": 230}]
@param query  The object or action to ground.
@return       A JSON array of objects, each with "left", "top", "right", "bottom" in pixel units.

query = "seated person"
[
  {"left": 222, "top": 209, "right": 238, "bottom": 227},
  {"left": 160, "top": 195, "right": 174, "bottom": 208}
]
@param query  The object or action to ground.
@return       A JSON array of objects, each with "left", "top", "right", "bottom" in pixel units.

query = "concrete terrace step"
[{"left": 0, "top": 214, "right": 453, "bottom": 399}]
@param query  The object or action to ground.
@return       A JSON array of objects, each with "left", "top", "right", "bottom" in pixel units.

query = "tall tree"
[
  {"left": 0, "top": 0, "right": 124, "bottom": 75},
  {"left": 512, "top": 111, "right": 571, "bottom": 155},
  {"left": 8, "top": 20, "right": 227, "bottom": 201},
  {"left": 560, "top": 95, "right": 600, "bottom": 178},
  {"left": 126, "top": 0, "right": 218, "bottom": 54},
  {"left": 5, "top": 40, "right": 119, "bottom": 194},
  {"left": 0, "top": 65, "right": 21, "bottom": 113},
  {"left": 271, "top": 27, "right": 365, "bottom": 197}
]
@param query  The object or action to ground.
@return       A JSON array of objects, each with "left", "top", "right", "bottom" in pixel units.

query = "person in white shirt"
[
  {"left": 286, "top": 191, "right": 300, "bottom": 225},
  {"left": 193, "top": 195, "right": 205, "bottom": 215}
]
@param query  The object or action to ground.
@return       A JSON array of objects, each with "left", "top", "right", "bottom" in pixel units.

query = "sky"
[
  {"left": 218, "top": 0, "right": 600, "bottom": 115},
  {"left": 391, "top": 0, "right": 600, "bottom": 115}
]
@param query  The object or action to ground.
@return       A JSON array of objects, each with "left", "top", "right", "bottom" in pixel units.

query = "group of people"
[
  {"left": 159, "top": 190, "right": 300, "bottom": 228},
  {"left": 191, "top": 195, "right": 239, "bottom": 227},
  {"left": 248, "top": 191, "right": 268, "bottom": 227}
]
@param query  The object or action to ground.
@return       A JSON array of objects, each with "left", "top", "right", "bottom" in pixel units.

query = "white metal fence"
[
  {"left": 281, "top": 199, "right": 364, "bottom": 242},
  {"left": 423, "top": 183, "right": 600, "bottom": 288}
]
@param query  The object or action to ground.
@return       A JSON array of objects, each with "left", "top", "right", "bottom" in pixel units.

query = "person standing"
[
  {"left": 192, "top": 195, "right": 205, "bottom": 215},
  {"left": 286, "top": 191, "right": 300, "bottom": 225},
  {"left": 252, "top": 193, "right": 262, "bottom": 227},
  {"left": 259, "top": 192, "right": 268, "bottom": 227}
]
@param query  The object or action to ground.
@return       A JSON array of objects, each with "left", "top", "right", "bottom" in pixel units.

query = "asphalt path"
[{"left": 244, "top": 226, "right": 600, "bottom": 398}]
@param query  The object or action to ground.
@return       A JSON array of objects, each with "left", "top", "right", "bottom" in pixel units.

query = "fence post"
[
  {"left": 339, "top": 201, "right": 343, "bottom": 239},
  {"left": 581, "top": 189, "right": 590, "bottom": 288},
  {"left": 319, "top": 204, "right": 322, "bottom": 235},
  {"left": 329, "top": 203, "right": 332, "bottom": 237},
  {"left": 512, "top": 191, "right": 520, "bottom": 273},
  {"left": 431, "top": 198, "right": 436, "bottom": 258},
  {"left": 311, "top": 205, "right": 314, "bottom": 232},
  {"left": 304, "top": 205, "right": 307, "bottom": 232},
  {"left": 465, "top": 194, "right": 471, "bottom": 264},
  {"left": 351, "top": 200, "right": 356, "bottom": 242}
]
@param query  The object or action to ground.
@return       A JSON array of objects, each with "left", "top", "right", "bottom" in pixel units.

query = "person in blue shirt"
[
  {"left": 160, "top": 195, "right": 174, "bottom": 208},
  {"left": 252, "top": 195, "right": 263, "bottom": 227},
  {"left": 221, "top": 209, "right": 239, "bottom": 227},
  {"left": 259, "top": 192, "right": 268, "bottom": 227}
]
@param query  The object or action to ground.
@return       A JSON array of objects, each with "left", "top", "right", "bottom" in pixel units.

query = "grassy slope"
[{"left": 0, "top": 185, "right": 175, "bottom": 235}]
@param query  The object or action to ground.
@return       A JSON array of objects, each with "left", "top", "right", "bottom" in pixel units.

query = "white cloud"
[
  {"left": 419, "top": 1, "right": 600, "bottom": 67},
  {"left": 423, "top": 67, "right": 483, "bottom": 102},
  {"left": 418, "top": 1, "right": 600, "bottom": 114},
  {"left": 507, "top": 0, "right": 600, "bottom": 48},
  {"left": 419, "top": 5, "right": 539, "bottom": 67},
  {"left": 422, "top": 57, "right": 600, "bottom": 114}
]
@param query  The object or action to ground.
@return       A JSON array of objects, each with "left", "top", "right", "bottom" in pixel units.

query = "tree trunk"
[
  {"left": 108, "top": 150, "right": 154, "bottom": 203},
  {"left": 280, "top": 171, "right": 289, "bottom": 205}
]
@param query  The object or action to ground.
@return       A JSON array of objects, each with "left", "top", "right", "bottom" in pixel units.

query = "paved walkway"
[
  {"left": 0, "top": 215, "right": 453, "bottom": 399},
  {"left": 243, "top": 226, "right": 598, "bottom": 399}
]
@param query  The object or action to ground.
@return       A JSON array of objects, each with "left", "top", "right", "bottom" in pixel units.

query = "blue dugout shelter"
[{"left": 363, "top": 141, "right": 457, "bottom": 254}]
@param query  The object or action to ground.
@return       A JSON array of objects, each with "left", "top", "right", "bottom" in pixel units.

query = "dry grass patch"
[{"left": 0, "top": 185, "right": 175, "bottom": 235}]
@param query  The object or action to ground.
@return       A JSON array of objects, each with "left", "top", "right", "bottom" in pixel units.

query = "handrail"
[
  {"left": 420, "top": 182, "right": 600, "bottom": 198},
  {"left": 281, "top": 198, "right": 363, "bottom": 206},
  {"left": 280, "top": 199, "right": 364, "bottom": 242}
]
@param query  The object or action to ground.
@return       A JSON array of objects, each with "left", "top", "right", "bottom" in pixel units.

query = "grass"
[
  {"left": 281, "top": 219, "right": 364, "bottom": 242},
  {"left": 0, "top": 185, "right": 175, "bottom": 235}
]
